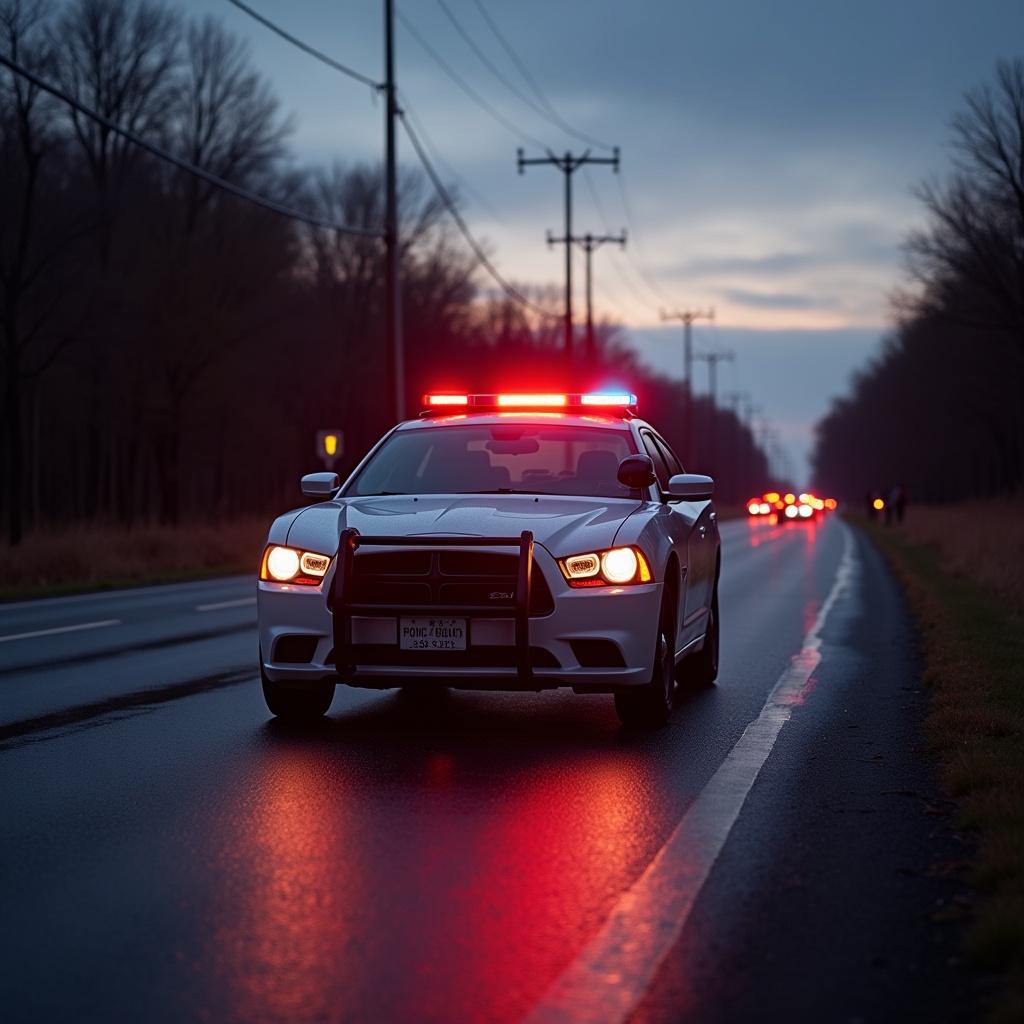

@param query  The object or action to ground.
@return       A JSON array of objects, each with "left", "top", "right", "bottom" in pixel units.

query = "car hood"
[{"left": 285, "top": 495, "right": 641, "bottom": 557}]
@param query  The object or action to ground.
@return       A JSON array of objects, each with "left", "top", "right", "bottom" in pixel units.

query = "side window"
[
  {"left": 652, "top": 434, "right": 683, "bottom": 477},
  {"left": 640, "top": 432, "right": 672, "bottom": 491}
]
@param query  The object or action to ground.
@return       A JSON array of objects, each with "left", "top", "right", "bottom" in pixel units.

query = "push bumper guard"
[{"left": 332, "top": 528, "right": 535, "bottom": 681}]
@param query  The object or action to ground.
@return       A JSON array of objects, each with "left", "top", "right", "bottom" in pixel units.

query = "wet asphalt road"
[{"left": 0, "top": 517, "right": 984, "bottom": 1023}]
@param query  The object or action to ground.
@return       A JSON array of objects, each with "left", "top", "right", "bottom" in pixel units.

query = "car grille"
[{"left": 333, "top": 548, "right": 554, "bottom": 615}]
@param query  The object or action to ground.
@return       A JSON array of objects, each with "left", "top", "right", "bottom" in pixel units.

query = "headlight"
[
  {"left": 558, "top": 546, "right": 652, "bottom": 587},
  {"left": 260, "top": 545, "right": 332, "bottom": 585}
]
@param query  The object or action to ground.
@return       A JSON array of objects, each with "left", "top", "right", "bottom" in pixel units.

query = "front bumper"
[{"left": 257, "top": 532, "right": 662, "bottom": 692}]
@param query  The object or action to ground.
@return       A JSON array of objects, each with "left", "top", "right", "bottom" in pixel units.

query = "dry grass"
[
  {"left": 0, "top": 519, "right": 271, "bottom": 597},
  {"left": 859, "top": 501, "right": 1024, "bottom": 1024},
  {"left": 890, "top": 495, "right": 1024, "bottom": 617}
]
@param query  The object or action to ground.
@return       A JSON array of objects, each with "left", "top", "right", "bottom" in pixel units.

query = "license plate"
[{"left": 399, "top": 617, "right": 468, "bottom": 651}]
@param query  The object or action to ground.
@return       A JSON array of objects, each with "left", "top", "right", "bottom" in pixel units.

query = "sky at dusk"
[{"left": 185, "top": 0, "right": 1024, "bottom": 484}]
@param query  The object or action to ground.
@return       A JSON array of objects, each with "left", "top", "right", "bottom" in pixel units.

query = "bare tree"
[
  {"left": 54, "top": 0, "right": 181, "bottom": 255},
  {"left": 906, "top": 58, "right": 1024, "bottom": 346},
  {"left": 128, "top": 15, "right": 297, "bottom": 523},
  {"left": 0, "top": 0, "right": 94, "bottom": 543}
]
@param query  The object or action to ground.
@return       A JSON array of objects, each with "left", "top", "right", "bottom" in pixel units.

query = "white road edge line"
[
  {"left": 524, "top": 522, "right": 857, "bottom": 1024},
  {"left": 0, "top": 619, "right": 121, "bottom": 643},
  {"left": 195, "top": 598, "right": 257, "bottom": 612}
]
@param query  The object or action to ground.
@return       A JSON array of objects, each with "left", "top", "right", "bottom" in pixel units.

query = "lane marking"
[
  {"left": 525, "top": 522, "right": 857, "bottom": 1024},
  {"left": 0, "top": 619, "right": 121, "bottom": 643},
  {"left": 195, "top": 598, "right": 256, "bottom": 612}
]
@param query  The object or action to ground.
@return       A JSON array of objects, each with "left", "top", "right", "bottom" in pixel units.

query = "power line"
[
  {"left": 398, "top": 110, "right": 560, "bottom": 322},
  {"left": 0, "top": 51, "right": 383, "bottom": 238},
  {"left": 395, "top": 8, "right": 550, "bottom": 150},
  {"left": 581, "top": 165, "right": 674, "bottom": 318},
  {"left": 398, "top": 91, "right": 506, "bottom": 223},
  {"left": 440, "top": 0, "right": 615, "bottom": 152},
  {"left": 435, "top": 0, "right": 553, "bottom": 124},
  {"left": 469, "top": 0, "right": 613, "bottom": 152},
  {"left": 225, "top": 0, "right": 381, "bottom": 90},
  {"left": 615, "top": 168, "right": 684, "bottom": 309}
]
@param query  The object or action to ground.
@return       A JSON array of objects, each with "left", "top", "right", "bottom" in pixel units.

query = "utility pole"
[
  {"left": 660, "top": 307, "right": 714, "bottom": 468},
  {"left": 694, "top": 349, "right": 734, "bottom": 480},
  {"left": 695, "top": 350, "right": 734, "bottom": 408},
  {"left": 384, "top": 0, "right": 403, "bottom": 422},
  {"left": 547, "top": 229, "right": 626, "bottom": 373},
  {"left": 725, "top": 390, "right": 746, "bottom": 501},
  {"left": 518, "top": 148, "right": 620, "bottom": 366}
]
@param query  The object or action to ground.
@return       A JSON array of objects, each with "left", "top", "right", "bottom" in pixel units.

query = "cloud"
[{"left": 719, "top": 289, "right": 833, "bottom": 312}]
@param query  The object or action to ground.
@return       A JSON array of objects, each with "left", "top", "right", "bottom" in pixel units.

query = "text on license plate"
[{"left": 399, "top": 617, "right": 468, "bottom": 651}]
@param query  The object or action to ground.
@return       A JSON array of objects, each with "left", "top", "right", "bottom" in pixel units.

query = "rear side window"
[
  {"left": 640, "top": 432, "right": 672, "bottom": 491},
  {"left": 345, "top": 424, "right": 638, "bottom": 498}
]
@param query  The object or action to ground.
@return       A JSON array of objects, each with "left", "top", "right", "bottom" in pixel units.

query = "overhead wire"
[
  {"left": 398, "top": 108, "right": 560, "bottom": 322},
  {"left": 394, "top": 8, "right": 550, "bottom": 150},
  {"left": 436, "top": 0, "right": 614, "bottom": 152},
  {"left": 223, "top": 0, "right": 628, "bottom": 324},
  {"left": 225, "top": 0, "right": 381, "bottom": 91},
  {"left": 0, "top": 51, "right": 383, "bottom": 238},
  {"left": 398, "top": 92, "right": 507, "bottom": 224},
  {"left": 434, "top": 0, "right": 553, "bottom": 124},
  {"left": 579, "top": 165, "right": 674, "bottom": 317},
  {"left": 614, "top": 168, "right": 685, "bottom": 308},
  {"left": 226, "top": 1, "right": 562, "bottom": 321},
  {"left": 469, "top": 0, "right": 614, "bottom": 152}
]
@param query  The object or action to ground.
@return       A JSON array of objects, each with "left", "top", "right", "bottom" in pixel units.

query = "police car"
[{"left": 257, "top": 392, "right": 720, "bottom": 727}]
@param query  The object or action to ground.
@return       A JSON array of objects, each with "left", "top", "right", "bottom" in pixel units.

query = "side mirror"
[
  {"left": 301, "top": 472, "right": 340, "bottom": 498},
  {"left": 667, "top": 473, "right": 714, "bottom": 501},
  {"left": 617, "top": 454, "right": 657, "bottom": 489}
]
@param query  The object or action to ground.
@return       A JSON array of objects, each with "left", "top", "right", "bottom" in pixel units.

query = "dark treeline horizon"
[
  {"left": 1, "top": 0, "right": 770, "bottom": 546},
  {"left": 811, "top": 59, "right": 1024, "bottom": 508}
]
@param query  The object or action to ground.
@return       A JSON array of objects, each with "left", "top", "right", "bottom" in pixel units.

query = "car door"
[{"left": 644, "top": 432, "right": 715, "bottom": 634}]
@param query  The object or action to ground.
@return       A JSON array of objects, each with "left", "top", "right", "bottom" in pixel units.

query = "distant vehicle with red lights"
[
  {"left": 747, "top": 490, "right": 832, "bottom": 524},
  {"left": 257, "top": 392, "right": 720, "bottom": 727}
]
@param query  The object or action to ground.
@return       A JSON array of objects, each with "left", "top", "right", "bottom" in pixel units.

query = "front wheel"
[
  {"left": 615, "top": 594, "right": 676, "bottom": 728},
  {"left": 261, "top": 663, "right": 335, "bottom": 720}
]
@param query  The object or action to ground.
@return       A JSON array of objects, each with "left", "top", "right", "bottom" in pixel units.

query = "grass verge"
[
  {"left": 856, "top": 504, "right": 1024, "bottom": 1024},
  {"left": 0, "top": 520, "right": 270, "bottom": 601}
]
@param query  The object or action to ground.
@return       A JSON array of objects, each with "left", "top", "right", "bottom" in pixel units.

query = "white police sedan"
[{"left": 257, "top": 393, "right": 720, "bottom": 727}]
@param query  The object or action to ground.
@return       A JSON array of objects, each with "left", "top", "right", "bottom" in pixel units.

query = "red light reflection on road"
[
  {"left": 194, "top": 727, "right": 666, "bottom": 1023},
  {"left": 206, "top": 751, "right": 358, "bottom": 1024},
  {"left": 437, "top": 755, "right": 658, "bottom": 1021}
]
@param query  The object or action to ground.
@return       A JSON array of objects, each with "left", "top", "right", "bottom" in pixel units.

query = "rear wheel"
[
  {"left": 615, "top": 594, "right": 676, "bottom": 728},
  {"left": 261, "top": 662, "right": 335, "bottom": 720}
]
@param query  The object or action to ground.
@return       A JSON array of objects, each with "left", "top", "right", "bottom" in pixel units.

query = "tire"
[
  {"left": 261, "top": 662, "right": 335, "bottom": 720},
  {"left": 683, "top": 586, "right": 719, "bottom": 688},
  {"left": 614, "top": 594, "right": 676, "bottom": 728}
]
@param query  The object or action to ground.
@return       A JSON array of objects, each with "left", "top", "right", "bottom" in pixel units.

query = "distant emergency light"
[{"left": 422, "top": 392, "right": 638, "bottom": 412}]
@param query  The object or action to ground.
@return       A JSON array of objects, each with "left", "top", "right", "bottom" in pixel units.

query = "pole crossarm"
[{"left": 517, "top": 147, "right": 621, "bottom": 362}]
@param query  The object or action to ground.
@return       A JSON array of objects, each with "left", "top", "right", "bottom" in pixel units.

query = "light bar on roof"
[
  {"left": 497, "top": 393, "right": 567, "bottom": 407},
  {"left": 421, "top": 392, "right": 638, "bottom": 411}
]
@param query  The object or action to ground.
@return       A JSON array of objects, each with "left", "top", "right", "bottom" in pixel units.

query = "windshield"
[{"left": 344, "top": 423, "right": 639, "bottom": 498}]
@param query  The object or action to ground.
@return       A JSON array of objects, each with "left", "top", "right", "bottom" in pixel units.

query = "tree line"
[
  {"left": 812, "top": 59, "right": 1024, "bottom": 506},
  {"left": 1, "top": 0, "right": 769, "bottom": 546}
]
